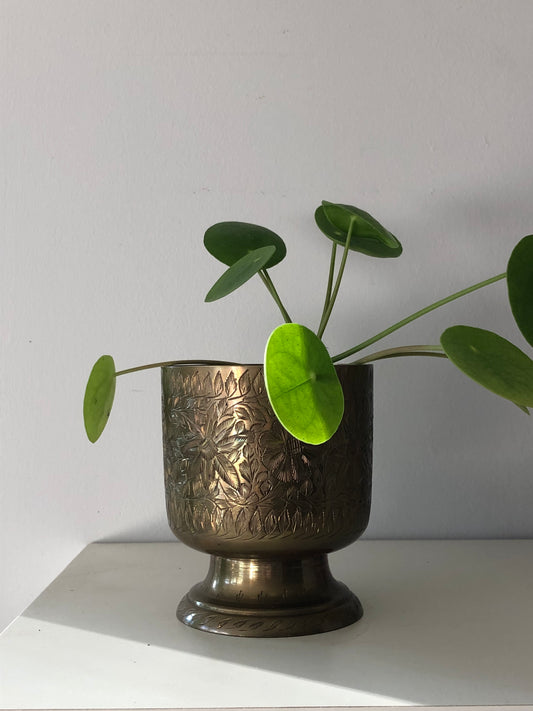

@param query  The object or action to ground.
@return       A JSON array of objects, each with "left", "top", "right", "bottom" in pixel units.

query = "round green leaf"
[
  {"left": 264, "top": 323, "right": 344, "bottom": 445},
  {"left": 83, "top": 355, "right": 116, "bottom": 442},
  {"left": 204, "top": 221, "right": 286, "bottom": 269},
  {"left": 315, "top": 201, "right": 403, "bottom": 258},
  {"left": 441, "top": 325, "right": 533, "bottom": 407},
  {"left": 507, "top": 234, "right": 533, "bottom": 347},
  {"left": 205, "top": 245, "right": 276, "bottom": 302}
]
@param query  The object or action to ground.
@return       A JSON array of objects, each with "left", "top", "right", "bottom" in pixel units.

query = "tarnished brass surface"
[
  {"left": 178, "top": 554, "right": 362, "bottom": 637},
  {"left": 162, "top": 364, "right": 373, "bottom": 637}
]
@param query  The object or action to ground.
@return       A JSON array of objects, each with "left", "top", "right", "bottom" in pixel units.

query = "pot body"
[{"left": 162, "top": 363, "right": 373, "bottom": 637}]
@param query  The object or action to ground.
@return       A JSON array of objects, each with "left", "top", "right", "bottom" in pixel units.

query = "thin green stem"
[
  {"left": 115, "top": 359, "right": 240, "bottom": 377},
  {"left": 259, "top": 269, "right": 292, "bottom": 323},
  {"left": 317, "top": 242, "right": 337, "bottom": 335},
  {"left": 351, "top": 345, "right": 447, "bottom": 365},
  {"left": 317, "top": 219, "right": 354, "bottom": 340},
  {"left": 332, "top": 271, "right": 506, "bottom": 363}
]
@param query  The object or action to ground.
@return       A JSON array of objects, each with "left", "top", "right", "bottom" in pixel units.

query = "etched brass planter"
[{"left": 161, "top": 363, "right": 373, "bottom": 637}]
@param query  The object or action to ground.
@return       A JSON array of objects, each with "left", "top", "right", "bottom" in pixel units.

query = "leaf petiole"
[
  {"left": 115, "top": 359, "right": 241, "bottom": 377},
  {"left": 317, "top": 242, "right": 337, "bottom": 335},
  {"left": 351, "top": 345, "right": 446, "bottom": 365},
  {"left": 317, "top": 217, "right": 354, "bottom": 340},
  {"left": 332, "top": 272, "right": 506, "bottom": 363},
  {"left": 258, "top": 269, "right": 292, "bottom": 323}
]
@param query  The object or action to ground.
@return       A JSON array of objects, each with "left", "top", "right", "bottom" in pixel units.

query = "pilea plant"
[{"left": 84, "top": 201, "right": 533, "bottom": 445}]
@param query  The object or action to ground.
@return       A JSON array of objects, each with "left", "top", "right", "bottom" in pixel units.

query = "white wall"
[{"left": 2, "top": 0, "right": 533, "bottom": 632}]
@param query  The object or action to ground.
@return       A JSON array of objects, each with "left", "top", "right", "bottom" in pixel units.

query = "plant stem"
[
  {"left": 317, "top": 242, "right": 337, "bottom": 335},
  {"left": 317, "top": 218, "right": 354, "bottom": 340},
  {"left": 351, "top": 344, "right": 447, "bottom": 365},
  {"left": 331, "top": 271, "right": 506, "bottom": 363},
  {"left": 115, "top": 359, "right": 240, "bottom": 377},
  {"left": 259, "top": 269, "right": 292, "bottom": 323}
]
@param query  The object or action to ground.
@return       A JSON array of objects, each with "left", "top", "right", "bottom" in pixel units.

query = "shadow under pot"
[{"left": 161, "top": 363, "right": 373, "bottom": 638}]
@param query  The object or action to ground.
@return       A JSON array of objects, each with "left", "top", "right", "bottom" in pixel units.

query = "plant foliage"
[{"left": 84, "top": 201, "right": 533, "bottom": 444}]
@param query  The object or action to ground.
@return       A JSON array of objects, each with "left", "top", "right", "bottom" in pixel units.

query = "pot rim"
[{"left": 161, "top": 361, "right": 372, "bottom": 370}]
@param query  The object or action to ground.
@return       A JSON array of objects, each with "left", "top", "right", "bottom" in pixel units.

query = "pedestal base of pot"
[{"left": 177, "top": 553, "right": 363, "bottom": 637}]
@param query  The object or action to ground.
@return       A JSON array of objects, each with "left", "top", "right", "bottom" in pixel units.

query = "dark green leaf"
[
  {"left": 83, "top": 355, "right": 116, "bottom": 442},
  {"left": 507, "top": 234, "right": 533, "bottom": 347},
  {"left": 264, "top": 323, "right": 344, "bottom": 444},
  {"left": 315, "top": 201, "right": 403, "bottom": 258},
  {"left": 204, "top": 221, "right": 286, "bottom": 269},
  {"left": 205, "top": 245, "right": 276, "bottom": 302},
  {"left": 440, "top": 325, "right": 533, "bottom": 407}
]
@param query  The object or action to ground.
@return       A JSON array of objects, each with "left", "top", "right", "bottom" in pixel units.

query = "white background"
[{"left": 2, "top": 0, "right": 533, "bottom": 632}]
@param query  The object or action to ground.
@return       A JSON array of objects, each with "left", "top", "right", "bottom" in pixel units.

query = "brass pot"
[{"left": 161, "top": 363, "right": 373, "bottom": 637}]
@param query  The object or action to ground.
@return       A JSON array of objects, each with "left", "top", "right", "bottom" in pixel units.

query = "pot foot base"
[{"left": 177, "top": 553, "right": 363, "bottom": 637}]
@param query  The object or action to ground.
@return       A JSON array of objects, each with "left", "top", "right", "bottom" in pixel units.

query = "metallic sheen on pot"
[{"left": 162, "top": 363, "right": 373, "bottom": 637}]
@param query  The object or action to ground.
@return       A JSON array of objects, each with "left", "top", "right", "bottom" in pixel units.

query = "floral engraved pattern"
[{"left": 162, "top": 365, "right": 372, "bottom": 544}]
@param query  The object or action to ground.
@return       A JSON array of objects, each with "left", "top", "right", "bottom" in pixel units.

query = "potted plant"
[{"left": 84, "top": 201, "right": 533, "bottom": 638}]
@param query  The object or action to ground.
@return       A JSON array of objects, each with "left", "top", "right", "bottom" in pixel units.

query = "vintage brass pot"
[{"left": 161, "top": 363, "right": 373, "bottom": 637}]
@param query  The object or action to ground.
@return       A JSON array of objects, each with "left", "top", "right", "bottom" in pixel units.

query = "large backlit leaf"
[
  {"left": 83, "top": 355, "right": 116, "bottom": 442},
  {"left": 264, "top": 323, "right": 344, "bottom": 444},
  {"left": 205, "top": 245, "right": 276, "bottom": 302},
  {"left": 441, "top": 325, "right": 533, "bottom": 407},
  {"left": 507, "top": 234, "right": 533, "bottom": 347},
  {"left": 204, "top": 221, "right": 286, "bottom": 269},
  {"left": 315, "top": 201, "right": 403, "bottom": 258}
]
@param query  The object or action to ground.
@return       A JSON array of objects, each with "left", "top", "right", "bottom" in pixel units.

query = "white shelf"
[{"left": 1, "top": 540, "right": 533, "bottom": 709}]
